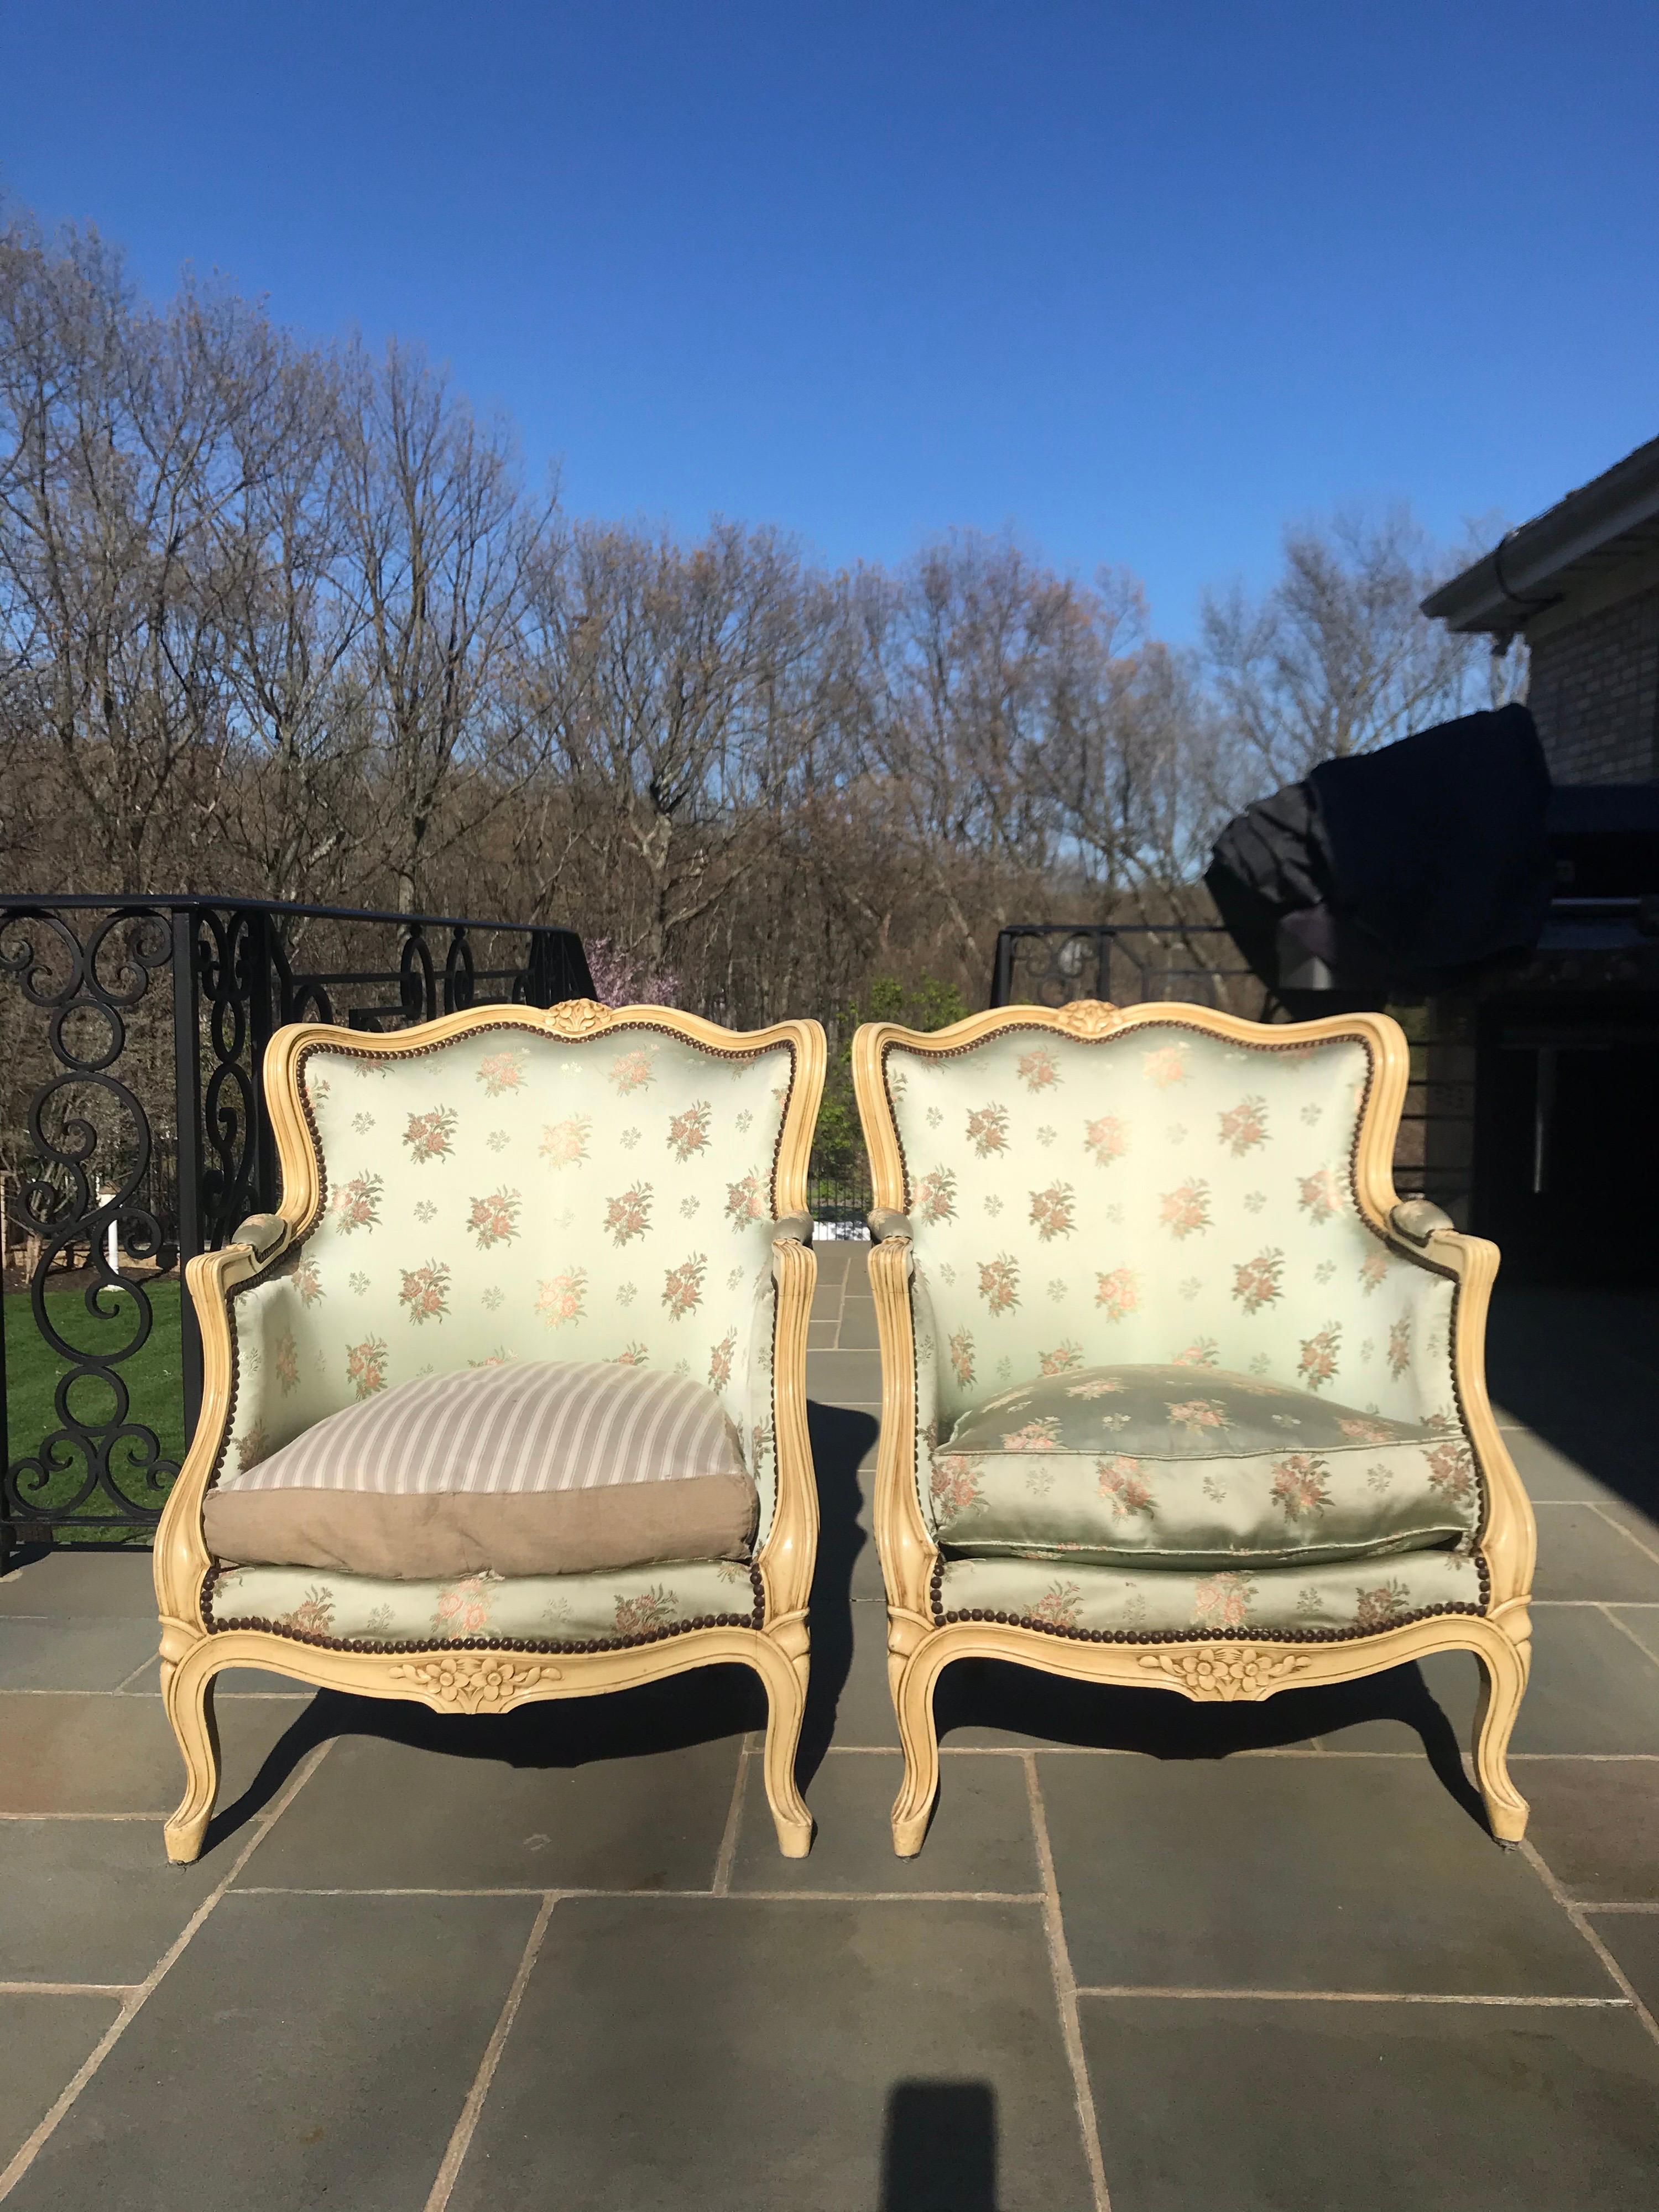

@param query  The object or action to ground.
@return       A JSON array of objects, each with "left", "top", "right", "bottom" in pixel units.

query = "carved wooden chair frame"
[
  {"left": 154, "top": 999, "right": 825, "bottom": 1862},
  {"left": 853, "top": 999, "right": 1537, "bottom": 1856}
]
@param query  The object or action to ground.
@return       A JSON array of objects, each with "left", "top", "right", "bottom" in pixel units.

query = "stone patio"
[{"left": 3, "top": 1248, "right": 1658, "bottom": 2209}]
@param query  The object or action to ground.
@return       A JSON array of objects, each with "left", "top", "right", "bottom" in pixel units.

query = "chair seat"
[
  {"left": 930, "top": 1363, "right": 1479, "bottom": 1571},
  {"left": 936, "top": 1548, "right": 1484, "bottom": 1639},
  {"left": 204, "top": 1360, "right": 757, "bottom": 1580},
  {"left": 208, "top": 1557, "right": 760, "bottom": 1647}
]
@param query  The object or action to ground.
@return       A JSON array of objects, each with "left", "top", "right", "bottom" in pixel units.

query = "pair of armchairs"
[{"left": 155, "top": 997, "right": 1535, "bottom": 1864}]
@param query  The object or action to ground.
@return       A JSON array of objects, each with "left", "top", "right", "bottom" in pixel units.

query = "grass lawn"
[{"left": 3, "top": 1276, "right": 184, "bottom": 1542}]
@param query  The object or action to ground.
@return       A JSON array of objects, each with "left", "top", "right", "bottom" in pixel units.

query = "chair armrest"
[
  {"left": 231, "top": 1213, "right": 289, "bottom": 1263},
  {"left": 867, "top": 1208, "right": 914, "bottom": 1243},
  {"left": 770, "top": 1212, "right": 812, "bottom": 1245},
  {"left": 1390, "top": 1198, "right": 1454, "bottom": 1248}
]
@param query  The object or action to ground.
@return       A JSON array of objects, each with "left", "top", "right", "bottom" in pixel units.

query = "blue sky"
[{"left": 3, "top": 1, "right": 1655, "bottom": 639}]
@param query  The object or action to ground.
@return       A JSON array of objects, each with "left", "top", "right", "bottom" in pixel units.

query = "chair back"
[
  {"left": 857, "top": 1005, "right": 1456, "bottom": 1432},
  {"left": 223, "top": 1006, "right": 822, "bottom": 1503}
]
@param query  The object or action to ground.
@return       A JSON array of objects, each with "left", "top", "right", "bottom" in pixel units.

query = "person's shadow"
[{"left": 880, "top": 2081, "right": 998, "bottom": 2212}]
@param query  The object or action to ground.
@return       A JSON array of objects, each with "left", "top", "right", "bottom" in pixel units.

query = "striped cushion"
[{"left": 204, "top": 1361, "right": 756, "bottom": 1580}]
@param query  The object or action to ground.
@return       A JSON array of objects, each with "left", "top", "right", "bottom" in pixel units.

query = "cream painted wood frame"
[
  {"left": 853, "top": 999, "right": 1537, "bottom": 1858},
  {"left": 154, "top": 999, "right": 826, "bottom": 1863}
]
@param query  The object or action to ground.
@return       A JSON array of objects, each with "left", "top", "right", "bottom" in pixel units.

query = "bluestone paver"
[
  {"left": 2, "top": 1894, "right": 538, "bottom": 2212},
  {"left": 449, "top": 1897, "right": 1095, "bottom": 2212},
  {"left": 1078, "top": 1995, "right": 1659, "bottom": 2212}
]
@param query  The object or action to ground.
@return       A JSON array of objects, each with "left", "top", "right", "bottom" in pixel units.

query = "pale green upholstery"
[
  {"left": 937, "top": 1551, "right": 1481, "bottom": 1637},
  {"left": 209, "top": 1558, "right": 756, "bottom": 1646},
  {"left": 212, "top": 1020, "right": 797, "bottom": 1646},
  {"left": 931, "top": 1364, "right": 1477, "bottom": 1569},
  {"left": 887, "top": 1018, "right": 1484, "bottom": 1641}
]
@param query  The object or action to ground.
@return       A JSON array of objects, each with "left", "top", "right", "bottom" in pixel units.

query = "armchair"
[
  {"left": 154, "top": 999, "right": 825, "bottom": 1860},
  {"left": 853, "top": 1000, "right": 1535, "bottom": 1855}
]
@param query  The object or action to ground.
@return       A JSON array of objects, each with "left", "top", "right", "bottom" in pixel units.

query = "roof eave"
[{"left": 1421, "top": 435, "right": 1659, "bottom": 637}]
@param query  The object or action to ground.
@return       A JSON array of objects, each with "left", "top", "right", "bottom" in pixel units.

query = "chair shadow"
[
  {"left": 1486, "top": 1284, "right": 1659, "bottom": 1524},
  {"left": 800, "top": 1400, "right": 878, "bottom": 1782},
  {"left": 201, "top": 1660, "right": 775, "bottom": 1853},
  {"left": 934, "top": 1655, "right": 1489, "bottom": 1833},
  {"left": 0, "top": 1539, "right": 52, "bottom": 1573},
  {"left": 879, "top": 2081, "right": 998, "bottom": 2212},
  {"left": 205, "top": 1398, "right": 879, "bottom": 1853}
]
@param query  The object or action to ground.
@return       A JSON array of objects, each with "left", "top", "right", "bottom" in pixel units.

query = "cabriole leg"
[
  {"left": 161, "top": 1646, "right": 222, "bottom": 1865},
  {"left": 1470, "top": 1632, "right": 1530, "bottom": 1845},
  {"left": 891, "top": 1634, "right": 945, "bottom": 1857},
  {"left": 754, "top": 1636, "right": 812, "bottom": 1858}
]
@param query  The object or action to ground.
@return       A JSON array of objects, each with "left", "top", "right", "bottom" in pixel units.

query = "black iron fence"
[
  {"left": 0, "top": 898, "right": 590, "bottom": 1556},
  {"left": 806, "top": 1166, "right": 874, "bottom": 1238},
  {"left": 989, "top": 922, "right": 1260, "bottom": 1011}
]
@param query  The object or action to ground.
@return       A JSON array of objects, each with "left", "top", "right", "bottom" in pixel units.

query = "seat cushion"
[
  {"left": 930, "top": 1363, "right": 1478, "bottom": 1570},
  {"left": 204, "top": 1360, "right": 757, "bottom": 1580},
  {"left": 936, "top": 1547, "right": 1483, "bottom": 1639},
  {"left": 208, "top": 1557, "right": 759, "bottom": 1648}
]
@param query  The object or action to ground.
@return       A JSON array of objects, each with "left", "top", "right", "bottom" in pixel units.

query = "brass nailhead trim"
[
  {"left": 204, "top": 1610, "right": 760, "bottom": 1656},
  {"left": 935, "top": 1597, "right": 1484, "bottom": 1643},
  {"left": 295, "top": 1016, "right": 801, "bottom": 1227}
]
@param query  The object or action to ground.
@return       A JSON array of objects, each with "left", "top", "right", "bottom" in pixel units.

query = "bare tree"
[
  {"left": 0, "top": 213, "right": 305, "bottom": 889},
  {"left": 1200, "top": 506, "right": 1515, "bottom": 794},
  {"left": 210, "top": 343, "right": 369, "bottom": 904},
  {"left": 521, "top": 518, "right": 832, "bottom": 977},
  {"left": 338, "top": 341, "right": 547, "bottom": 911},
  {"left": 848, "top": 533, "right": 1077, "bottom": 973},
  {"left": 1026, "top": 566, "right": 1222, "bottom": 912}
]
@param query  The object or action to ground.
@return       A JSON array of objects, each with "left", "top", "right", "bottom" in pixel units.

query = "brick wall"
[
  {"left": 1392, "top": 999, "right": 1475, "bottom": 1225},
  {"left": 1526, "top": 585, "right": 1659, "bottom": 782}
]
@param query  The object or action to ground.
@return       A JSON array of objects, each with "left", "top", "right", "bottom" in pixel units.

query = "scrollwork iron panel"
[
  {"left": 0, "top": 906, "right": 181, "bottom": 1543},
  {"left": 1, "top": 898, "right": 591, "bottom": 1554}
]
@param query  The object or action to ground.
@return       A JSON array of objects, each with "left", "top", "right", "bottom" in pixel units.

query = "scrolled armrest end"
[
  {"left": 1390, "top": 1197, "right": 1455, "bottom": 1248},
  {"left": 867, "top": 1208, "right": 914, "bottom": 1244},
  {"left": 232, "top": 1213, "right": 289, "bottom": 1263}
]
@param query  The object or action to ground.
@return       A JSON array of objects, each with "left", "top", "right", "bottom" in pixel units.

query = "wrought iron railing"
[
  {"left": 807, "top": 1166, "right": 874, "bottom": 1239},
  {"left": 0, "top": 898, "right": 591, "bottom": 1556},
  {"left": 989, "top": 922, "right": 1260, "bottom": 1011}
]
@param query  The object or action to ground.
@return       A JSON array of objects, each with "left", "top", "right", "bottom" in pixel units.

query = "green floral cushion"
[
  {"left": 931, "top": 1363, "right": 1478, "bottom": 1569},
  {"left": 208, "top": 1557, "right": 757, "bottom": 1648},
  {"left": 936, "top": 1547, "right": 1481, "bottom": 1640},
  {"left": 886, "top": 1020, "right": 1458, "bottom": 1435},
  {"left": 222, "top": 1020, "right": 790, "bottom": 1547}
]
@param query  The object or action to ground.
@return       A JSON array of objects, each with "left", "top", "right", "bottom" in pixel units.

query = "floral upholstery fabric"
[
  {"left": 209, "top": 1557, "right": 758, "bottom": 1647},
  {"left": 931, "top": 1363, "right": 1477, "bottom": 1570},
  {"left": 220, "top": 1021, "right": 794, "bottom": 1585},
  {"left": 937, "top": 1548, "right": 1482, "bottom": 1638}
]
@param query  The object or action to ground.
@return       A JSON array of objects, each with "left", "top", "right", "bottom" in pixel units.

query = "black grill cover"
[{"left": 1205, "top": 704, "right": 1552, "bottom": 1012}]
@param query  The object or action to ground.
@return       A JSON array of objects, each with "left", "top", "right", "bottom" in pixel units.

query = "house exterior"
[
  {"left": 1422, "top": 434, "right": 1659, "bottom": 783},
  {"left": 1415, "top": 436, "right": 1659, "bottom": 1277}
]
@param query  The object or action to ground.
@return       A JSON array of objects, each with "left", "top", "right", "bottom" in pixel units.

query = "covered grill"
[{"left": 1206, "top": 712, "right": 1659, "bottom": 1281}]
